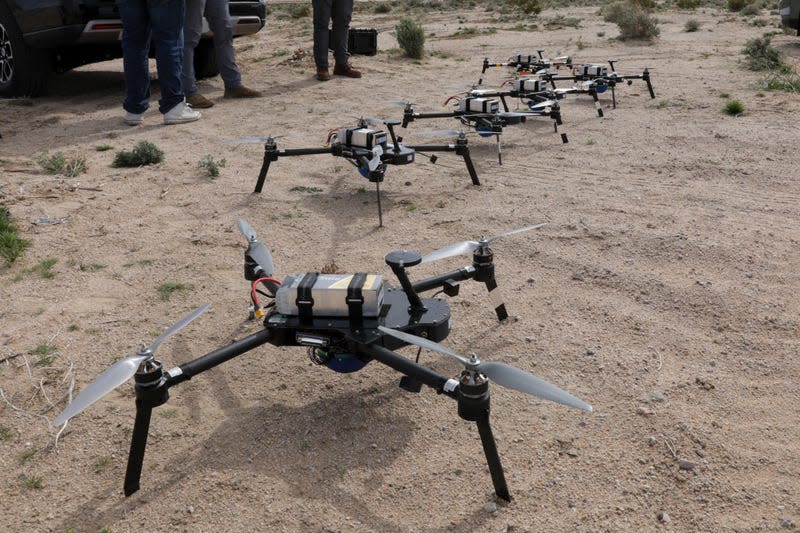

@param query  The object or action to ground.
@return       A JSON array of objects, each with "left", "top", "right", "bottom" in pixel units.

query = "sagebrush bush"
[
  {"left": 727, "top": 0, "right": 748, "bottom": 11},
  {"left": 742, "top": 35, "right": 783, "bottom": 71},
  {"left": 112, "top": 141, "right": 164, "bottom": 168},
  {"left": 739, "top": 3, "right": 760, "bottom": 15},
  {"left": 396, "top": 18, "right": 425, "bottom": 59},
  {"left": 685, "top": 19, "right": 701, "bottom": 31},
  {"left": 608, "top": 2, "right": 660, "bottom": 40},
  {"left": 676, "top": 0, "right": 702, "bottom": 9},
  {"left": 511, "top": 0, "right": 541, "bottom": 14}
]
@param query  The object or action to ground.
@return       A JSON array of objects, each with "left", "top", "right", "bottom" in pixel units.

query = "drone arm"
[
  {"left": 360, "top": 343, "right": 458, "bottom": 399},
  {"left": 408, "top": 143, "right": 480, "bottom": 186},
  {"left": 411, "top": 265, "right": 475, "bottom": 294},
  {"left": 166, "top": 329, "right": 273, "bottom": 386},
  {"left": 254, "top": 146, "right": 333, "bottom": 193}
]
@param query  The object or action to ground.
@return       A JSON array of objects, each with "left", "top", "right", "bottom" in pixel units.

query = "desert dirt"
[{"left": 1, "top": 3, "right": 799, "bottom": 532}]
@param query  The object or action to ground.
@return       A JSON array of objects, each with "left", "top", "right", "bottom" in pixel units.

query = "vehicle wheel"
[
  {"left": 0, "top": 1, "right": 51, "bottom": 97},
  {"left": 193, "top": 39, "right": 219, "bottom": 79}
]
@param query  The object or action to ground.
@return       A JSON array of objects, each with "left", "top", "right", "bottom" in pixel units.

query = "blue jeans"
[
  {"left": 312, "top": 0, "right": 353, "bottom": 68},
  {"left": 117, "top": 0, "right": 185, "bottom": 114},
  {"left": 182, "top": 0, "right": 242, "bottom": 95}
]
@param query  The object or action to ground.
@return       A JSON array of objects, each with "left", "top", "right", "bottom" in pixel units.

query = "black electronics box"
[
  {"left": 349, "top": 28, "right": 377, "bottom": 55},
  {"left": 329, "top": 28, "right": 378, "bottom": 55}
]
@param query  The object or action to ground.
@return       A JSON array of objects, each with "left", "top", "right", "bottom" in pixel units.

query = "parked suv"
[
  {"left": 780, "top": 0, "right": 799, "bottom": 35},
  {"left": 0, "top": 0, "right": 266, "bottom": 97}
]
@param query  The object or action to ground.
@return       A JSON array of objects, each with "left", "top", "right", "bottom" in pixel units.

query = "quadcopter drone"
[
  {"left": 536, "top": 60, "right": 656, "bottom": 117},
  {"left": 400, "top": 94, "right": 568, "bottom": 166},
  {"left": 477, "top": 50, "right": 573, "bottom": 86},
  {"left": 54, "top": 219, "right": 592, "bottom": 503},
  {"left": 249, "top": 118, "right": 480, "bottom": 227}
]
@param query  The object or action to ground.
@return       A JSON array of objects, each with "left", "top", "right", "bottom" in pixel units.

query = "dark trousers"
[
  {"left": 117, "top": 0, "right": 185, "bottom": 114},
  {"left": 312, "top": 0, "right": 353, "bottom": 68}
]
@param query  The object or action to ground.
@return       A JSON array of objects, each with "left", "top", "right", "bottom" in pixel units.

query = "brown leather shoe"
[
  {"left": 316, "top": 67, "right": 331, "bottom": 81},
  {"left": 187, "top": 93, "right": 214, "bottom": 108},
  {"left": 223, "top": 86, "right": 262, "bottom": 98},
  {"left": 333, "top": 63, "right": 362, "bottom": 78}
]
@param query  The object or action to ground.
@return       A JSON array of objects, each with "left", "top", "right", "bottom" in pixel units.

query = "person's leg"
[
  {"left": 148, "top": 0, "right": 185, "bottom": 113},
  {"left": 205, "top": 0, "right": 242, "bottom": 89},
  {"left": 312, "top": 0, "right": 333, "bottom": 69},
  {"left": 330, "top": 0, "right": 353, "bottom": 66},
  {"left": 116, "top": 0, "right": 152, "bottom": 114},
  {"left": 182, "top": 0, "right": 206, "bottom": 97}
]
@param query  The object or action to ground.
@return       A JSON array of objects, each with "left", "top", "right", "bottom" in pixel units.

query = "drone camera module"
[
  {"left": 462, "top": 97, "right": 500, "bottom": 114},
  {"left": 342, "top": 127, "right": 387, "bottom": 150},
  {"left": 574, "top": 64, "right": 608, "bottom": 77},
  {"left": 514, "top": 78, "right": 549, "bottom": 93},
  {"left": 275, "top": 273, "right": 385, "bottom": 317}
]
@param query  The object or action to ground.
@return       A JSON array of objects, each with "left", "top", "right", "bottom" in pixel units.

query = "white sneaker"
[
  {"left": 163, "top": 99, "right": 201, "bottom": 125},
  {"left": 124, "top": 111, "right": 143, "bottom": 126}
]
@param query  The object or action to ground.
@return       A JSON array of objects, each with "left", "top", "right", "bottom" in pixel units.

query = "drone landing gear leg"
[
  {"left": 375, "top": 181, "right": 383, "bottom": 228},
  {"left": 485, "top": 277, "right": 509, "bottom": 322},
  {"left": 611, "top": 85, "right": 617, "bottom": 109},
  {"left": 496, "top": 134, "right": 502, "bottom": 166},
  {"left": 124, "top": 402, "right": 152, "bottom": 496},
  {"left": 476, "top": 412, "right": 511, "bottom": 502},
  {"left": 591, "top": 91, "right": 604, "bottom": 118}
]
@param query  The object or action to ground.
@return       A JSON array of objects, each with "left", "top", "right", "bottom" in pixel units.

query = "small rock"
[
  {"left": 636, "top": 406, "right": 653, "bottom": 416},
  {"left": 678, "top": 459, "right": 697, "bottom": 471},
  {"left": 404, "top": 181, "right": 412, "bottom": 186},
  {"left": 779, "top": 517, "right": 795, "bottom": 529},
  {"left": 657, "top": 511, "right": 671, "bottom": 523},
  {"left": 648, "top": 391, "right": 667, "bottom": 403},
  {"left": 585, "top": 349, "right": 595, "bottom": 356},
  {"left": 571, "top": 272, "right": 584, "bottom": 281},
  {"left": 484, "top": 501, "right": 498, "bottom": 514},
  {"left": 187, "top": 505, "right": 194, "bottom": 514}
]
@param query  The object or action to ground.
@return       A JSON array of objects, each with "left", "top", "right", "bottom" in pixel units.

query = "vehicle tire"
[
  {"left": 193, "top": 39, "right": 219, "bottom": 79},
  {"left": 0, "top": 1, "right": 51, "bottom": 97}
]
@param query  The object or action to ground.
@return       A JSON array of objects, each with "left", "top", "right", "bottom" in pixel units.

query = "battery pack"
[
  {"left": 340, "top": 127, "right": 387, "bottom": 149},
  {"left": 514, "top": 78, "right": 549, "bottom": 93},
  {"left": 511, "top": 54, "right": 537, "bottom": 65},
  {"left": 275, "top": 273, "right": 385, "bottom": 317},
  {"left": 574, "top": 64, "right": 608, "bottom": 77},
  {"left": 462, "top": 97, "right": 499, "bottom": 114}
]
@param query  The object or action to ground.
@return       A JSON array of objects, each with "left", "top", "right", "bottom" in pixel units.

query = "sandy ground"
[{"left": 1, "top": 3, "right": 799, "bottom": 532}]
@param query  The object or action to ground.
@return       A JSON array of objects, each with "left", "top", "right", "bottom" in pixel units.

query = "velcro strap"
[
  {"left": 296, "top": 272, "right": 318, "bottom": 325},
  {"left": 347, "top": 273, "right": 367, "bottom": 330}
]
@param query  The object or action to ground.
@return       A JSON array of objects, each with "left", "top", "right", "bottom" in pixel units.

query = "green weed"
[
  {"left": 157, "top": 282, "right": 191, "bottom": 301},
  {"left": 112, "top": 141, "right": 164, "bottom": 168},
  {"left": 197, "top": 155, "right": 226, "bottom": 178},
  {"left": 0, "top": 206, "right": 30, "bottom": 264}
]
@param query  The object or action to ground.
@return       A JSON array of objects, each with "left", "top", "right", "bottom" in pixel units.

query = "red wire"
[{"left": 251, "top": 276, "right": 282, "bottom": 306}]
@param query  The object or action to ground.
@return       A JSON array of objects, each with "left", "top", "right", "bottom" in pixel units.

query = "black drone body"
[
  {"left": 54, "top": 219, "right": 592, "bottom": 504},
  {"left": 538, "top": 61, "right": 656, "bottom": 116},
  {"left": 478, "top": 50, "right": 573, "bottom": 85},
  {"left": 251, "top": 118, "right": 480, "bottom": 226},
  {"left": 401, "top": 95, "right": 568, "bottom": 165}
]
